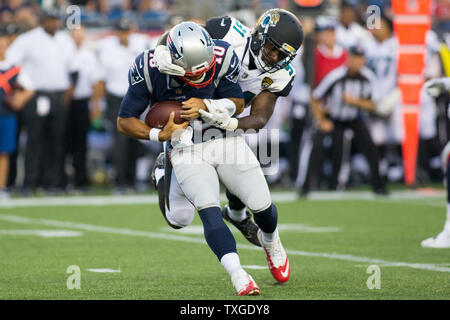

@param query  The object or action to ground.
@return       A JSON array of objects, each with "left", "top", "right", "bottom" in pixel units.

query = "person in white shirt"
[
  {"left": 6, "top": 10, "right": 77, "bottom": 194},
  {"left": 363, "top": 14, "right": 400, "bottom": 183},
  {"left": 65, "top": 25, "right": 102, "bottom": 191},
  {"left": 335, "top": 2, "right": 372, "bottom": 50},
  {"left": 95, "top": 19, "right": 149, "bottom": 192}
]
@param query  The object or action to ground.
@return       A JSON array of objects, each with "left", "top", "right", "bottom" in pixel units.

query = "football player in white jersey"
[
  {"left": 151, "top": 9, "right": 303, "bottom": 284},
  {"left": 421, "top": 77, "right": 450, "bottom": 248}
]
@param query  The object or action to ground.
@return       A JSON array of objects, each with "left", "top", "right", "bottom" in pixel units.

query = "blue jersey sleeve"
[
  {"left": 213, "top": 41, "right": 243, "bottom": 100},
  {"left": 118, "top": 52, "right": 152, "bottom": 118}
]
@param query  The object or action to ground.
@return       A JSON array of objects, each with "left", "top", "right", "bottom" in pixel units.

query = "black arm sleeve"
[
  {"left": 69, "top": 71, "right": 79, "bottom": 87},
  {"left": 205, "top": 16, "right": 232, "bottom": 40}
]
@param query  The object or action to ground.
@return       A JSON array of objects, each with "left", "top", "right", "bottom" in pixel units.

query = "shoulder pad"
[
  {"left": 265, "top": 64, "right": 296, "bottom": 96},
  {"left": 129, "top": 51, "right": 146, "bottom": 86},
  {"left": 205, "top": 16, "right": 232, "bottom": 40},
  {"left": 129, "top": 50, "right": 155, "bottom": 95},
  {"left": 213, "top": 39, "right": 232, "bottom": 50}
]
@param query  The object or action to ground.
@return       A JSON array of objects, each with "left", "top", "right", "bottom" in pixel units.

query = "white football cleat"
[
  {"left": 257, "top": 229, "right": 290, "bottom": 283},
  {"left": 231, "top": 269, "right": 260, "bottom": 296},
  {"left": 421, "top": 230, "right": 450, "bottom": 248}
]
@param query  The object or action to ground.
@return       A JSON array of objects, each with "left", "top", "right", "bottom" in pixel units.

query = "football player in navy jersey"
[
  {"left": 117, "top": 22, "right": 265, "bottom": 296},
  {"left": 152, "top": 9, "right": 303, "bottom": 285}
]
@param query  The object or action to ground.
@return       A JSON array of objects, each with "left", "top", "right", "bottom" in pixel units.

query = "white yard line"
[
  {"left": 87, "top": 269, "right": 121, "bottom": 273},
  {"left": 0, "top": 190, "right": 445, "bottom": 208},
  {"left": 0, "top": 214, "right": 449, "bottom": 274},
  {"left": 161, "top": 223, "right": 341, "bottom": 235}
]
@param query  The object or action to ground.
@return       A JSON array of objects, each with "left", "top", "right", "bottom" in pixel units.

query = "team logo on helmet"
[
  {"left": 258, "top": 10, "right": 280, "bottom": 29},
  {"left": 167, "top": 34, "right": 182, "bottom": 60},
  {"left": 261, "top": 77, "right": 274, "bottom": 90},
  {"left": 201, "top": 29, "right": 213, "bottom": 47}
]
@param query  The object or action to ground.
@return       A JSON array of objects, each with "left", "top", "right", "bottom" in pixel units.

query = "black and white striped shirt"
[{"left": 312, "top": 66, "right": 378, "bottom": 122}]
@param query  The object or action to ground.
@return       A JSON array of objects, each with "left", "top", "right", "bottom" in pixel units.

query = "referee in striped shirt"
[{"left": 309, "top": 45, "right": 387, "bottom": 194}]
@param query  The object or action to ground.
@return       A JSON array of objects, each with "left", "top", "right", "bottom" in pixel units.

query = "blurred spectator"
[
  {"left": 313, "top": 16, "right": 347, "bottom": 87},
  {"left": 300, "top": 15, "right": 347, "bottom": 195},
  {"left": 288, "top": 53, "right": 310, "bottom": 184},
  {"left": 6, "top": 10, "right": 77, "bottom": 194},
  {"left": 364, "top": 13, "right": 402, "bottom": 183},
  {"left": 5, "top": 23, "right": 26, "bottom": 190},
  {"left": 0, "top": 25, "right": 34, "bottom": 198},
  {"left": 335, "top": 1, "right": 371, "bottom": 49},
  {"left": 0, "top": 0, "right": 37, "bottom": 26},
  {"left": 310, "top": 46, "right": 387, "bottom": 194},
  {"left": 64, "top": 25, "right": 102, "bottom": 191},
  {"left": 95, "top": 19, "right": 148, "bottom": 193}
]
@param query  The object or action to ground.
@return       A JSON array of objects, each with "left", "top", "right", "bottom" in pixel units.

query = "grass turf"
[{"left": 0, "top": 194, "right": 449, "bottom": 300}]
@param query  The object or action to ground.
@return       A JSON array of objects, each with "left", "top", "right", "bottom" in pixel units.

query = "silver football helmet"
[{"left": 167, "top": 22, "right": 216, "bottom": 88}]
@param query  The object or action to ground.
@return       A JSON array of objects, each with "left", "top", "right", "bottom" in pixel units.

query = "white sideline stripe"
[
  {"left": 0, "top": 190, "right": 445, "bottom": 208},
  {"left": 0, "top": 229, "right": 83, "bottom": 238},
  {"left": 0, "top": 214, "right": 449, "bottom": 274},
  {"left": 0, "top": 195, "right": 160, "bottom": 208}
]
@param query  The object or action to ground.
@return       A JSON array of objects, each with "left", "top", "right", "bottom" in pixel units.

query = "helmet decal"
[
  {"left": 167, "top": 34, "right": 182, "bottom": 61},
  {"left": 201, "top": 29, "right": 213, "bottom": 47},
  {"left": 260, "top": 10, "right": 280, "bottom": 32}
]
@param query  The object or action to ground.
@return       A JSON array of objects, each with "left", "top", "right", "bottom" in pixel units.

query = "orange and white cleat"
[
  {"left": 257, "top": 229, "right": 290, "bottom": 283},
  {"left": 231, "top": 269, "right": 260, "bottom": 296}
]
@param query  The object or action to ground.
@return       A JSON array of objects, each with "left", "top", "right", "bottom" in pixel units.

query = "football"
[{"left": 145, "top": 100, "right": 183, "bottom": 129}]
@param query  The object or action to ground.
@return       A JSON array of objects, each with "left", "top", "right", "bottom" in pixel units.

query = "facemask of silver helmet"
[
  {"left": 250, "top": 9, "right": 303, "bottom": 74},
  {"left": 166, "top": 22, "right": 216, "bottom": 88}
]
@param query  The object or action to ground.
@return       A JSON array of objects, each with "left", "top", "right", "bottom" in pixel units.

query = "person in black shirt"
[{"left": 310, "top": 45, "right": 388, "bottom": 194}]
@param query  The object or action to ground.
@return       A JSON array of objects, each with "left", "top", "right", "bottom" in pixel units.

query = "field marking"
[
  {"left": 0, "top": 229, "right": 83, "bottom": 238},
  {"left": 242, "top": 265, "right": 267, "bottom": 270},
  {"left": 0, "top": 190, "right": 445, "bottom": 208},
  {"left": 161, "top": 223, "right": 341, "bottom": 235},
  {"left": 1, "top": 214, "right": 449, "bottom": 274},
  {"left": 87, "top": 269, "right": 121, "bottom": 273}
]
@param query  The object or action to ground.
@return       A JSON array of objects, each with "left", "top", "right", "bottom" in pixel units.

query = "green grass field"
[{"left": 1, "top": 190, "right": 450, "bottom": 300}]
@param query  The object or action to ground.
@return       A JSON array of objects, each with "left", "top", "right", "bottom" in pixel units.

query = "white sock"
[
  {"left": 220, "top": 252, "right": 243, "bottom": 277},
  {"left": 444, "top": 205, "right": 450, "bottom": 233},
  {"left": 262, "top": 228, "right": 279, "bottom": 243},
  {"left": 154, "top": 168, "right": 164, "bottom": 185},
  {"left": 226, "top": 206, "right": 247, "bottom": 222}
]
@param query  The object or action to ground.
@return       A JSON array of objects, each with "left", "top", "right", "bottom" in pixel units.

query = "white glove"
[
  {"left": 170, "top": 125, "right": 193, "bottom": 148},
  {"left": 153, "top": 45, "right": 185, "bottom": 76},
  {"left": 199, "top": 109, "right": 238, "bottom": 130},
  {"left": 424, "top": 79, "right": 446, "bottom": 98}
]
